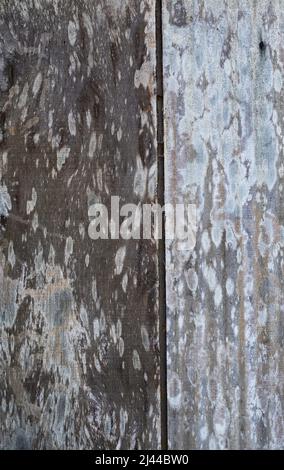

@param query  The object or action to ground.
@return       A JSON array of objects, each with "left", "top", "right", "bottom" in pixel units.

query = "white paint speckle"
[
  {"left": 168, "top": 372, "right": 182, "bottom": 409},
  {"left": 132, "top": 349, "right": 141, "bottom": 370},
  {"left": 8, "top": 241, "right": 16, "bottom": 268},
  {"left": 68, "top": 21, "right": 77, "bottom": 46},
  {"left": 86, "top": 110, "right": 92, "bottom": 128},
  {"left": 115, "top": 246, "right": 126, "bottom": 275},
  {"left": 203, "top": 263, "right": 217, "bottom": 291},
  {"left": 214, "top": 284, "right": 222, "bottom": 308},
  {"left": 26, "top": 187, "right": 37, "bottom": 215},
  {"left": 274, "top": 69, "right": 283, "bottom": 93},
  {"left": 201, "top": 230, "right": 211, "bottom": 253},
  {"left": 68, "top": 111, "right": 76, "bottom": 136},
  {"left": 134, "top": 155, "right": 147, "bottom": 199},
  {"left": 33, "top": 133, "right": 40, "bottom": 145},
  {"left": 122, "top": 272, "right": 128, "bottom": 293},
  {"left": 85, "top": 254, "right": 90, "bottom": 267},
  {"left": 226, "top": 278, "right": 234, "bottom": 297},
  {"left": 147, "top": 163, "right": 156, "bottom": 200},
  {"left": 119, "top": 337, "right": 125, "bottom": 357},
  {"left": 88, "top": 132, "right": 97, "bottom": 159},
  {"left": 57, "top": 146, "right": 70, "bottom": 171},
  {"left": 93, "top": 353, "right": 101, "bottom": 373},
  {"left": 134, "top": 60, "right": 152, "bottom": 89},
  {"left": 141, "top": 325, "right": 150, "bottom": 352},
  {"left": 32, "top": 72, "right": 42, "bottom": 97},
  {"left": 200, "top": 425, "right": 208, "bottom": 441},
  {"left": 117, "top": 127, "right": 122, "bottom": 142},
  {"left": 184, "top": 268, "right": 198, "bottom": 292},
  {"left": 93, "top": 318, "right": 100, "bottom": 339},
  {"left": 18, "top": 83, "right": 29, "bottom": 109},
  {"left": 64, "top": 236, "right": 73, "bottom": 265},
  {"left": 258, "top": 307, "right": 268, "bottom": 327},
  {"left": 32, "top": 212, "right": 39, "bottom": 232}
]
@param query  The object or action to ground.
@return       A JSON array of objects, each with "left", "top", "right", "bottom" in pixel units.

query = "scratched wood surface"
[
  {"left": 0, "top": 0, "right": 160, "bottom": 449},
  {"left": 164, "top": 0, "right": 284, "bottom": 450}
]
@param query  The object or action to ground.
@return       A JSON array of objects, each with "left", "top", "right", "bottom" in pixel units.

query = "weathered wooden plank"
[
  {"left": 0, "top": 0, "right": 159, "bottom": 449},
  {"left": 163, "top": 0, "right": 284, "bottom": 449}
]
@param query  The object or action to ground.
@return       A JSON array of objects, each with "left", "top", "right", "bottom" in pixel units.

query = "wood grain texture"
[
  {"left": 0, "top": 0, "right": 160, "bottom": 449},
  {"left": 163, "top": 0, "right": 284, "bottom": 450}
]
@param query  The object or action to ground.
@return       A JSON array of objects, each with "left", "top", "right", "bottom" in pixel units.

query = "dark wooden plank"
[{"left": 0, "top": 0, "right": 159, "bottom": 449}]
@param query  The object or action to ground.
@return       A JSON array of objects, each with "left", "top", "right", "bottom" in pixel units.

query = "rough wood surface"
[
  {"left": 163, "top": 0, "right": 284, "bottom": 450},
  {"left": 0, "top": 0, "right": 160, "bottom": 450}
]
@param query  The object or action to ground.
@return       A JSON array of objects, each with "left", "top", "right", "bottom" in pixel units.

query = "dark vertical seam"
[{"left": 155, "top": 0, "right": 167, "bottom": 451}]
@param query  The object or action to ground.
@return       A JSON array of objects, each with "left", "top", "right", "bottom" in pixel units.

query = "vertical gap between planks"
[{"left": 155, "top": 0, "right": 167, "bottom": 450}]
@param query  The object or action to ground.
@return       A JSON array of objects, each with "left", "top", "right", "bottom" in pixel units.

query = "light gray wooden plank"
[
  {"left": 163, "top": 0, "right": 284, "bottom": 449},
  {"left": 0, "top": 0, "right": 159, "bottom": 449}
]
